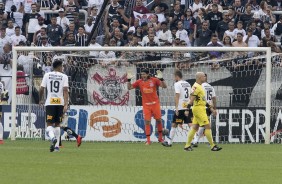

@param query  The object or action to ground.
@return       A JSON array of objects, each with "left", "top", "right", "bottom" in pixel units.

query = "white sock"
[
  {"left": 0, "top": 122, "right": 3, "bottom": 140},
  {"left": 46, "top": 126, "right": 55, "bottom": 140},
  {"left": 168, "top": 127, "right": 176, "bottom": 145},
  {"left": 193, "top": 127, "right": 205, "bottom": 144},
  {"left": 54, "top": 127, "right": 61, "bottom": 148}
]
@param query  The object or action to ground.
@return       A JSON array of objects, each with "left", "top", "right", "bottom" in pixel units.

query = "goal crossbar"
[{"left": 11, "top": 46, "right": 272, "bottom": 144}]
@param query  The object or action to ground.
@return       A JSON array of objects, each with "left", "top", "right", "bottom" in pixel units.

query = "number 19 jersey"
[
  {"left": 174, "top": 80, "right": 191, "bottom": 110},
  {"left": 41, "top": 71, "right": 69, "bottom": 106}
]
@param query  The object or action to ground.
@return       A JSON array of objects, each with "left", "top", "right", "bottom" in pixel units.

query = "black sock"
[
  {"left": 59, "top": 135, "right": 62, "bottom": 146},
  {"left": 63, "top": 127, "right": 78, "bottom": 139}
]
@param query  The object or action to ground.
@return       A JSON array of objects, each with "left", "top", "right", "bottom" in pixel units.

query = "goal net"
[{"left": 5, "top": 46, "right": 279, "bottom": 144}]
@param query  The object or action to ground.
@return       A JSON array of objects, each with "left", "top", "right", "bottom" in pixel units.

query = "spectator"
[
  {"left": 189, "top": 0, "right": 203, "bottom": 15},
  {"left": 205, "top": 0, "right": 223, "bottom": 12},
  {"left": 244, "top": 28, "right": 260, "bottom": 57},
  {"left": 57, "top": 8, "right": 70, "bottom": 33},
  {"left": 131, "top": 0, "right": 150, "bottom": 25},
  {"left": 98, "top": 44, "right": 116, "bottom": 67},
  {"left": 205, "top": 4, "right": 222, "bottom": 33},
  {"left": 222, "top": 35, "right": 232, "bottom": 47},
  {"left": 105, "top": 0, "right": 121, "bottom": 27},
  {"left": 84, "top": 17, "right": 94, "bottom": 35},
  {"left": 207, "top": 34, "right": 222, "bottom": 69},
  {"left": 272, "top": 15, "right": 282, "bottom": 36},
  {"left": 35, "top": 27, "right": 51, "bottom": 46},
  {"left": 89, "top": 37, "right": 102, "bottom": 57},
  {"left": 157, "top": 22, "right": 173, "bottom": 46},
  {"left": 128, "top": 18, "right": 140, "bottom": 33},
  {"left": 223, "top": 21, "right": 236, "bottom": 42},
  {"left": 88, "top": 0, "right": 104, "bottom": 14},
  {"left": 261, "top": 28, "right": 277, "bottom": 46},
  {"left": 195, "top": 8, "right": 206, "bottom": 30},
  {"left": 39, "top": 35, "right": 52, "bottom": 47},
  {"left": 240, "top": 4, "right": 254, "bottom": 29},
  {"left": 234, "top": 21, "right": 246, "bottom": 40},
  {"left": 142, "top": 27, "right": 159, "bottom": 46},
  {"left": 233, "top": 0, "right": 245, "bottom": 20},
  {"left": 266, "top": 0, "right": 278, "bottom": 11},
  {"left": 16, "top": 65, "right": 29, "bottom": 95},
  {"left": 111, "top": 27, "right": 125, "bottom": 46},
  {"left": 63, "top": 32, "right": 76, "bottom": 46},
  {"left": 183, "top": 8, "right": 196, "bottom": 37},
  {"left": 216, "top": 12, "right": 229, "bottom": 41},
  {"left": 261, "top": 21, "right": 274, "bottom": 38},
  {"left": 264, "top": 6, "right": 276, "bottom": 24},
  {"left": 0, "top": 11, "right": 7, "bottom": 30},
  {"left": 195, "top": 21, "right": 212, "bottom": 46},
  {"left": 147, "top": 14, "right": 160, "bottom": 31},
  {"left": 89, "top": 6, "right": 98, "bottom": 24},
  {"left": 149, "top": 0, "right": 169, "bottom": 13},
  {"left": 65, "top": 22, "right": 78, "bottom": 35},
  {"left": 173, "top": 36, "right": 181, "bottom": 46},
  {"left": 23, "top": 0, "right": 37, "bottom": 13},
  {"left": 11, "top": 26, "right": 26, "bottom": 46},
  {"left": 141, "top": 22, "right": 148, "bottom": 35},
  {"left": 47, "top": 16, "right": 63, "bottom": 46},
  {"left": 169, "top": 4, "right": 183, "bottom": 29},
  {"left": 75, "top": 26, "right": 88, "bottom": 46},
  {"left": 6, "top": 19, "right": 15, "bottom": 37},
  {"left": 134, "top": 26, "right": 143, "bottom": 41},
  {"left": 34, "top": 17, "right": 47, "bottom": 35},
  {"left": 267, "top": 41, "right": 281, "bottom": 53},
  {"left": 1, "top": 43, "right": 12, "bottom": 70},
  {"left": 246, "top": 0, "right": 260, "bottom": 11},
  {"left": 153, "top": 5, "right": 166, "bottom": 23},
  {"left": 249, "top": 20, "right": 262, "bottom": 39},
  {"left": 227, "top": 7, "right": 236, "bottom": 22},
  {"left": 128, "top": 34, "right": 140, "bottom": 46},
  {"left": 0, "top": 28, "right": 11, "bottom": 55},
  {"left": 258, "top": 1, "right": 268, "bottom": 18},
  {"left": 25, "top": 3, "right": 41, "bottom": 43},
  {"left": 232, "top": 32, "right": 248, "bottom": 58},
  {"left": 9, "top": 5, "right": 23, "bottom": 29},
  {"left": 176, "top": 20, "right": 190, "bottom": 46},
  {"left": 65, "top": 0, "right": 79, "bottom": 25}
]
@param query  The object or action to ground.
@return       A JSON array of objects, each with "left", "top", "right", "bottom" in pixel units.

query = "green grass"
[{"left": 0, "top": 141, "right": 282, "bottom": 184}]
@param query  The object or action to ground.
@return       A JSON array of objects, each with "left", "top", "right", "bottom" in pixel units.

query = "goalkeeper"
[
  {"left": 127, "top": 69, "right": 167, "bottom": 145},
  {"left": 184, "top": 72, "right": 222, "bottom": 151}
]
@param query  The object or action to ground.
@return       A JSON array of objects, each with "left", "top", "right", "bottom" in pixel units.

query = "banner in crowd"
[
  {"left": 133, "top": 11, "right": 154, "bottom": 24},
  {"left": 87, "top": 65, "right": 136, "bottom": 106},
  {"left": 2, "top": 105, "right": 282, "bottom": 143}
]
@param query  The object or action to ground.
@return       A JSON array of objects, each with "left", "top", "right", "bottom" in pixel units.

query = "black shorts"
[
  {"left": 206, "top": 108, "right": 212, "bottom": 116},
  {"left": 45, "top": 105, "right": 64, "bottom": 124},
  {"left": 173, "top": 109, "right": 193, "bottom": 124}
]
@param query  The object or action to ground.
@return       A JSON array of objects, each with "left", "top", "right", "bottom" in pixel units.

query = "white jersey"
[
  {"left": 202, "top": 82, "right": 216, "bottom": 104},
  {"left": 174, "top": 80, "right": 191, "bottom": 110},
  {"left": 40, "top": 71, "right": 69, "bottom": 106}
]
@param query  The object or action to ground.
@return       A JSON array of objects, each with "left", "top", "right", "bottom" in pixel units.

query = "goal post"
[{"left": 10, "top": 46, "right": 272, "bottom": 144}]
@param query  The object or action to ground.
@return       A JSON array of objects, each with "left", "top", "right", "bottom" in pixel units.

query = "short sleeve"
[
  {"left": 63, "top": 75, "right": 69, "bottom": 87},
  {"left": 131, "top": 79, "right": 140, "bottom": 89},
  {"left": 212, "top": 87, "right": 216, "bottom": 97},
  {"left": 174, "top": 83, "right": 180, "bottom": 94},
  {"left": 41, "top": 73, "right": 47, "bottom": 87},
  {"left": 154, "top": 77, "right": 161, "bottom": 87}
]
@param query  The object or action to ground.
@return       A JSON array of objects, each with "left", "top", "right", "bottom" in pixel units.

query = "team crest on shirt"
[{"left": 92, "top": 68, "right": 129, "bottom": 105}]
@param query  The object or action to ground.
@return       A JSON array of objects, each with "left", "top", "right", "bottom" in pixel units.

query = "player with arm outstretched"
[
  {"left": 162, "top": 70, "right": 191, "bottom": 147},
  {"left": 192, "top": 73, "right": 217, "bottom": 147},
  {"left": 127, "top": 69, "right": 167, "bottom": 145},
  {"left": 184, "top": 72, "right": 222, "bottom": 151},
  {"left": 39, "top": 60, "right": 69, "bottom": 152}
]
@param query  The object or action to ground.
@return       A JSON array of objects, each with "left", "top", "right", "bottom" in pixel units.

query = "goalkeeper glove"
[
  {"left": 127, "top": 71, "right": 134, "bottom": 82},
  {"left": 155, "top": 70, "right": 164, "bottom": 81}
]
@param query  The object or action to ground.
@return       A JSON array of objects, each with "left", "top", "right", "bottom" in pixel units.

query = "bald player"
[{"left": 184, "top": 72, "right": 222, "bottom": 151}]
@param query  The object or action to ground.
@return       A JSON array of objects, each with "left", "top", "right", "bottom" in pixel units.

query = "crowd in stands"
[{"left": 0, "top": 0, "right": 281, "bottom": 68}]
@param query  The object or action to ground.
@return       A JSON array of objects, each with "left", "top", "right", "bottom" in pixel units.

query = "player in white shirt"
[
  {"left": 39, "top": 60, "right": 69, "bottom": 152},
  {"left": 162, "top": 70, "right": 191, "bottom": 147},
  {"left": 192, "top": 73, "right": 217, "bottom": 147}
]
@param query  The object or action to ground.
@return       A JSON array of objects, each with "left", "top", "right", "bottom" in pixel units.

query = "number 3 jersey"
[
  {"left": 174, "top": 80, "right": 191, "bottom": 110},
  {"left": 41, "top": 71, "right": 69, "bottom": 106},
  {"left": 201, "top": 82, "right": 216, "bottom": 104}
]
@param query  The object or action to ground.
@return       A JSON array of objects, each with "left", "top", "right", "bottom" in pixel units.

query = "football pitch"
[{"left": 0, "top": 141, "right": 281, "bottom": 184}]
